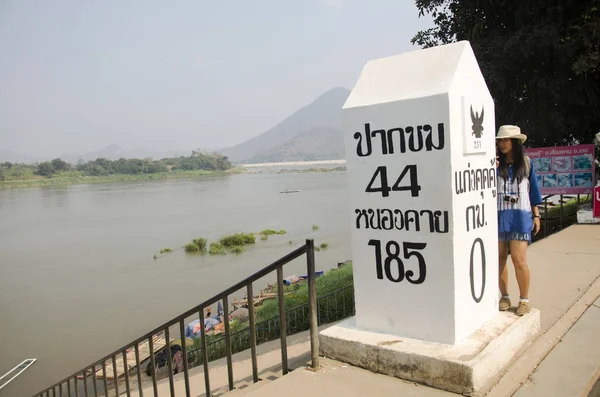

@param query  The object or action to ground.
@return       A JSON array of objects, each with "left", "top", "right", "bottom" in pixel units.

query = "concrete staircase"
[{"left": 127, "top": 329, "right": 314, "bottom": 397}]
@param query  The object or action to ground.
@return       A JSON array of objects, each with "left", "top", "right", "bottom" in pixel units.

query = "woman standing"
[{"left": 496, "top": 125, "right": 543, "bottom": 316}]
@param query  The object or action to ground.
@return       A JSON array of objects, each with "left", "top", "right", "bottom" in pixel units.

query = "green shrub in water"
[
  {"left": 220, "top": 233, "right": 255, "bottom": 247},
  {"left": 229, "top": 245, "right": 246, "bottom": 254},
  {"left": 260, "top": 235, "right": 268, "bottom": 241},
  {"left": 160, "top": 248, "right": 173, "bottom": 254},
  {"left": 320, "top": 242, "right": 328, "bottom": 249},
  {"left": 312, "top": 225, "right": 320, "bottom": 231},
  {"left": 192, "top": 238, "right": 207, "bottom": 251},
  {"left": 185, "top": 243, "right": 200, "bottom": 253},
  {"left": 209, "top": 242, "right": 227, "bottom": 255},
  {"left": 260, "top": 229, "right": 287, "bottom": 236},
  {"left": 184, "top": 237, "right": 207, "bottom": 253}
]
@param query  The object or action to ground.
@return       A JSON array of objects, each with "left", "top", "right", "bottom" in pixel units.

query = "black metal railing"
[
  {"left": 35, "top": 239, "right": 320, "bottom": 397},
  {"left": 533, "top": 194, "right": 592, "bottom": 243},
  {"left": 184, "top": 283, "right": 355, "bottom": 368}
]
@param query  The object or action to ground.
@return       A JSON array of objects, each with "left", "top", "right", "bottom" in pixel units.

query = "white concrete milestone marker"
[
  {"left": 320, "top": 41, "right": 541, "bottom": 395},
  {"left": 342, "top": 41, "right": 499, "bottom": 345}
]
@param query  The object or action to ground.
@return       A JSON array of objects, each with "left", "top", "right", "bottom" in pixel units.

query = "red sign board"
[
  {"left": 525, "top": 144, "right": 596, "bottom": 195},
  {"left": 594, "top": 186, "right": 600, "bottom": 219}
]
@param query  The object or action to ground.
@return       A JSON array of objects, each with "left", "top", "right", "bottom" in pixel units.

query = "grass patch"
[
  {"left": 531, "top": 195, "right": 593, "bottom": 243},
  {"left": 220, "top": 233, "right": 256, "bottom": 247},
  {"left": 209, "top": 242, "right": 227, "bottom": 255},
  {"left": 259, "top": 229, "right": 287, "bottom": 236},
  {"left": 256, "top": 262, "right": 353, "bottom": 322},
  {"left": 192, "top": 238, "right": 207, "bottom": 250},
  {"left": 218, "top": 233, "right": 256, "bottom": 255},
  {"left": 0, "top": 169, "right": 233, "bottom": 190},
  {"left": 544, "top": 195, "right": 592, "bottom": 218},
  {"left": 183, "top": 262, "right": 355, "bottom": 368},
  {"left": 185, "top": 243, "right": 200, "bottom": 253},
  {"left": 229, "top": 245, "right": 246, "bottom": 254},
  {"left": 185, "top": 238, "right": 207, "bottom": 253},
  {"left": 181, "top": 229, "right": 295, "bottom": 257}
]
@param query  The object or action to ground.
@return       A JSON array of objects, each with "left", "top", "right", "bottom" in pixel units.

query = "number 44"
[{"left": 365, "top": 165, "right": 421, "bottom": 198}]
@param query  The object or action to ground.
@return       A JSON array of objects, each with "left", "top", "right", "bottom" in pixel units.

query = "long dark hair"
[{"left": 498, "top": 138, "right": 528, "bottom": 182}]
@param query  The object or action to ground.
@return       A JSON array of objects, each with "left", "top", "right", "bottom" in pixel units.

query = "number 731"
[{"left": 368, "top": 239, "right": 427, "bottom": 284}]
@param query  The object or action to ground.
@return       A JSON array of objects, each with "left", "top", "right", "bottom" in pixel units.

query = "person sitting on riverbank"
[{"left": 185, "top": 303, "right": 226, "bottom": 338}]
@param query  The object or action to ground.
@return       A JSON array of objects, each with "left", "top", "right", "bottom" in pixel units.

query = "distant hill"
[
  {"left": 124, "top": 147, "right": 192, "bottom": 160},
  {"left": 60, "top": 145, "right": 193, "bottom": 163},
  {"left": 4, "top": 87, "right": 350, "bottom": 165},
  {"left": 219, "top": 87, "right": 350, "bottom": 163},
  {"left": 0, "top": 150, "right": 40, "bottom": 164},
  {"left": 60, "top": 144, "right": 125, "bottom": 163},
  {"left": 243, "top": 127, "right": 345, "bottom": 164}
]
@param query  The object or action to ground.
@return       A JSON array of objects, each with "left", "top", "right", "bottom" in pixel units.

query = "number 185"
[{"left": 368, "top": 239, "right": 427, "bottom": 284}]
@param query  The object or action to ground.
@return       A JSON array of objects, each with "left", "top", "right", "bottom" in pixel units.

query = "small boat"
[
  {"left": 280, "top": 189, "right": 301, "bottom": 194},
  {"left": 0, "top": 359, "right": 36, "bottom": 390}
]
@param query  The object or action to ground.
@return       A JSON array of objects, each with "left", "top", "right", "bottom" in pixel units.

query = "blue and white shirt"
[{"left": 497, "top": 157, "right": 543, "bottom": 236}]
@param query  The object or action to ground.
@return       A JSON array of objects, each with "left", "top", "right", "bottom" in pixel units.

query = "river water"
[{"left": 0, "top": 171, "right": 352, "bottom": 396}]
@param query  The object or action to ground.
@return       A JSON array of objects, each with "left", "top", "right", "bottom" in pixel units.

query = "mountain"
[
  {"left": 243, "top": 127, "right": 345, "bottom": 163},
  {"left": 0, "top": 150, "right": 40, "bottom": 164},
  {"left": 121, "top": 147, "right": 191, "bottom": 160},
  {"left": 59, "top": 145, "right": 195, "bottom": 163},
  {"left": 3, "top": 86, "right": 350, "bottom": 165},
  {"left": 219, "top": 87, "right": 350, "bottom": 163},
  {"left": 60, "top": 144, "right": 126, "bottom": 163}
]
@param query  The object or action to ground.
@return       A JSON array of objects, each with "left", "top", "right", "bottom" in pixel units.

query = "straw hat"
[{"left": 496, "top": 125, "right": 527, "bottom": 143}]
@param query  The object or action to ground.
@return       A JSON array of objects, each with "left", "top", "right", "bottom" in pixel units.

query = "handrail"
[
  {"left": 34, "top": 240, "right": 317, "bottom": 397},
  {"left": 182, "top": 283, "right": 355, "bottom": 373}
]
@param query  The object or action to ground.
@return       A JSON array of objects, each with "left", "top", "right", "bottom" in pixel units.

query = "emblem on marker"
[{"left": 470, "top": 105, "right": 484, "bottom": 138}]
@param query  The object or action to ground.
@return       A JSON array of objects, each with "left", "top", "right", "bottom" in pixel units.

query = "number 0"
[{"left": 469, "top": 238, "right": 486, "bottom": 303}]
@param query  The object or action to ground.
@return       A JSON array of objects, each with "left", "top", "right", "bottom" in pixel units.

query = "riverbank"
[
  {"left": 0, "top": 167, "right": 246, "bottom": 189},
  {"left": 182, "top": 261, "right": 354, "bottom": 365}
]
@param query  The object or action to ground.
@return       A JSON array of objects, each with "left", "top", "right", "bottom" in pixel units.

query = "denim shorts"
[{"left": 498, "top": 231, "right": 531, "bottom": 243}]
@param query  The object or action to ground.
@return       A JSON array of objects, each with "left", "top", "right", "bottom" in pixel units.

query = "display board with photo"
[{"left": 525, "top": 144, "right": 595, "bottom": 194}]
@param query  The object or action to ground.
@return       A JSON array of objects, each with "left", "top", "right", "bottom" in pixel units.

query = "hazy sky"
[{"left": 0, "top": 0, "right": 432, "bottom": 158}]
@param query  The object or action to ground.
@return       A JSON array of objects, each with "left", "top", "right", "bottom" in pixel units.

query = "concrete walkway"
[
  {"left": 125, "top": 224, "right": 600, "bottom": 397},
  {"left": 512, "top": 296, "right": 600, "bottom": 397},
  {"left": 488, "top": 224, "right": 600, "bottom": 397}
]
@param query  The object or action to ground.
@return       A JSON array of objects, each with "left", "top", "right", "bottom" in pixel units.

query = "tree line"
[
  {"left": 412, "top": 0, "right": 600, "bottom": 149},
  {"left": 0, "top": 151, "right": 232, "bottom": 180}
]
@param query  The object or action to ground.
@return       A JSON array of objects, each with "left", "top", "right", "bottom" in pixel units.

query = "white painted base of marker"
[{"left": 319, "top": 310, "right": 540, "bottom": 395}]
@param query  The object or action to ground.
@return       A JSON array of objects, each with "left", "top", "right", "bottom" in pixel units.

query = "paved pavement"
[
  {"left": 120, "top": 224, "right": 600, "bottom": 397},
  {"left": 512, "top": 297, "right": 600, "bottom": 397}
]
